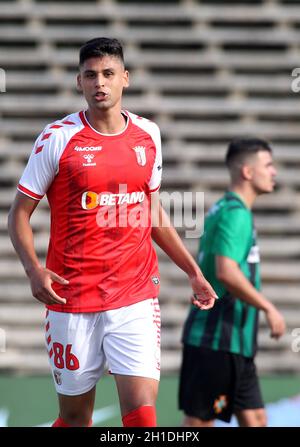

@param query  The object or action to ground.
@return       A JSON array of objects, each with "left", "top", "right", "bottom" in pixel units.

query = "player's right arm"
[
  {"left": 213, "top": 205, "right": 285, "bottom": 339},
  {"left": 8, "top": 124, "right": 69, "bottom": 305},
  {"left": 216, "top": 256, "right": 285, "bottom": 339},
  {"left": 7, "top": 192, "right": 68, "bottom": 305}
]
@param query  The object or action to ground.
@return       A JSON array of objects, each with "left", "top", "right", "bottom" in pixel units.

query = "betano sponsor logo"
[
  {"left": 81, "top": 184, "right": 205, "bottom": 237},
  {"left": 82, "top": 191, "right": 145, "bottom": 210}
]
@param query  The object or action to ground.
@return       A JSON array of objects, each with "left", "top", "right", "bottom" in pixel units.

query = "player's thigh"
[
  {"left": 114, "top": 375, "right": 159, "bottom": 416},
  {"left": 235, "top": 408, "right": 267, "bottom": 427},
  {"left": 104, "top": 298, "right": 161, "bottom": 380},
  {"left": 45, "top": 310, "right": 105, "bottom": 396}
]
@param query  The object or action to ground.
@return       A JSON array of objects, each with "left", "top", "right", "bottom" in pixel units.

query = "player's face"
[
  {"left": 249, "top": 150, "right": 277, "bottom": 194},
  {"left": 77, "top": 56, "right": 129, "bottom": 111}
]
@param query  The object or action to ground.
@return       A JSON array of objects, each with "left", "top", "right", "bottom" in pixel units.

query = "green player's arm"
[
  {"left": 150, "top": 191, "right": 217, "bottom": 309},
  {"left": 216, "top": 255, "right": 285, "bottom": 338},
  {"left": 7, "top": 192, "right": 68, "bottom": 305}
]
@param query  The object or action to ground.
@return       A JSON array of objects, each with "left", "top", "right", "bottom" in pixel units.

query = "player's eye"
[{"left": 85, "top": 72, "right": 96, "bottom": 79}]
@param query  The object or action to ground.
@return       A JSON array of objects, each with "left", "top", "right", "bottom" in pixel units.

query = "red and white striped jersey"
[{"left": 18, "top": 110, "right": 162, "bottom": 312}]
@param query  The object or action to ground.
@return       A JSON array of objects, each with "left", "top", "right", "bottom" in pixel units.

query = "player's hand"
[
  {"left": 264, "top": 304, "right": 286, "bottom": 339},
  {"left": 28, "top": 266, "right": 69, "bottom": 305},
  {"left": 189, "top": 274, "right": 218, "bottom": 310}
]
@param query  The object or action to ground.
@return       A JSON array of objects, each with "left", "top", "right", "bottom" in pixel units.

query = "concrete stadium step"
[
  {"left": 0, "top": 234, "right": 49, "bottom": 256},
  {"left": 261, "top": 263, "right": 300, "bottom": 282},
  {"left": 0, "top": 211, "right": 50, "bottom": 232},
  {"left": 0, "top": 281, "right": 33, "bottom": 303},
  {"left": 261, "top": 285, "right": 300, "bottom": 306},
  {"left": 0, "top": 304, "right": 45, "bottom": 325},
  {"left": 0, "top": 260, "right": 45, "bottom": 280},
  {"left": 1, "top": 2, "right": 300, "bottom": 23},
  {"left": 258, "top": 330, "right": 295, "bottom": 350},
  {"left": 0, "top": 349, "right": 49, "bottom": 373},
  {"left": 1, "top": 24, "right": 300, "bottom": 47},
  {"left": 162, "top": 349, "right": 300, "bottom": 375},
  {"left": 159, "top": 283, "right": 300, "bottom": 307},
  {"left": 157, "top": 236, "right": 300, "bottom": 261},
  {"left": 161, "top": 328, "right": 293, "bottom": 352},
  {"left": 3, "top": 140, "right": 300, "bottom": 166},
  {"left": 4, "top": 328, "right": 45, "bottom": 349},
  {"left": 159, "top": 191, "right": 300, "bottom": 212},
  {"left": 3, "top": 302, "right": 299, "bottom": 329},
  {"left": 161, "top": 144, "right": 300, "bottom": 163},
  {"left": 1, "top": 48, "right": 299, "bottom": 70},
  {"left": 0, "top": 190, "right": 49, "bottom": 209},
  {"left": 255, "top": 352, "right": 300, "bottom": 374},
  {"left": 159, "top": 261, "right": 300, "bottom": 284},
  {"left": 2, "top": 117, "right": 300, "bottom": 141},
  {"left": 255, "top": 216, "right": 300, "bottom": 234},
  {"left": 1, "top": 282, "right": 298, "bottom": 307},
  {"left": 2, "top": 163, "right": 241, "bottom": 185},
  {"left": 5, "top": 72, "right": 293, "bottom": 95},
  {"left": 160, "top": 301, "right": 300, "bottom": 328},
  {"left": 3, "top": 95, "right": 300, "bottom": 119}
]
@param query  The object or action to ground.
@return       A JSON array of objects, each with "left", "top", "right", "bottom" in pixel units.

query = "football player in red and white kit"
[{"left": 8, "top": 38, "right": 217, "bottom": 427}]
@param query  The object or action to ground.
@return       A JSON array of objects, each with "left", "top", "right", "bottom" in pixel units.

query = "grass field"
[{"left": 1, "top": 374, "right": 300, "bottom": 427}]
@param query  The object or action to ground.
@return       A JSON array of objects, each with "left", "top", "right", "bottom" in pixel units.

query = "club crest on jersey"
[
  {"left": 152, "top": 276, "right": 160, "bottom": 285},
  {"left": 53, "top": 370, "right": 62, "bottom": 386},
  {"left": 132, "top": 146, "right": 146, "bottom": 166}
]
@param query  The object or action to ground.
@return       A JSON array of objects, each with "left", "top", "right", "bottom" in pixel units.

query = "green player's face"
[
  {"left": 77, "top": 56, "right": 129, "bottom": 112},
  {"left": 250, "top": 150, "right": 277, "bottom": 194}
]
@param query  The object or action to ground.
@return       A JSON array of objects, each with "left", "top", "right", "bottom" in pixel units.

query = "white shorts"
[{"left": 45, "top": 298, "right": 161, "bottom": 396}]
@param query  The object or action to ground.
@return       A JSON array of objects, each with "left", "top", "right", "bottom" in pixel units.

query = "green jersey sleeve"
[{"left": 211, "top": 206, "right": 252, "bottom": 264}]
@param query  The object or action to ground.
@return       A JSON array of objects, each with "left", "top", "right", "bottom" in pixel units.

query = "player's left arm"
[{"left": 150, "top": 191, "right": 217, "bottom": 309}]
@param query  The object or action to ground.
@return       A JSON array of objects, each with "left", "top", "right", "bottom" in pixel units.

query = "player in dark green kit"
[{"left": 179, "top": 138, "right": 286, "bottom": 427}]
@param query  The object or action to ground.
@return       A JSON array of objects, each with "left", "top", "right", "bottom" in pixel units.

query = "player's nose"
[{"left": 94, "top": 74, "right": 105, "bottom": 88}]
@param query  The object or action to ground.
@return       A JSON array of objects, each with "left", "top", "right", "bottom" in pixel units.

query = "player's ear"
[
  {"left": 77, "top": 73, "right": 83, "bottom": 92},
  {"left": 123, "top": 70, "right": 130, "bottom": 89},
  {"left": 242, "top": 164, "right": 253, "bottom": 181}
]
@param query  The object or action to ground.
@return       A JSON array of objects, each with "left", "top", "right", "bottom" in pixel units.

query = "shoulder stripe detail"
[
  {"left": 41, "top": 132, "right": 51, "bottom": 141},
  {"left": 49, "top": 124, "right": 63, "bottom": 129},
  {"left": 149, "top": 184, "right": 161, "bottom": 193},
  {"left": 17, "top": 184, "right": 43, "bottom": 200},
  {"left": 35, "top": 145, "right": 43, "bottom": 154},
  {"left": 62, "top": 120, "right": 76, "bottom": 125}
]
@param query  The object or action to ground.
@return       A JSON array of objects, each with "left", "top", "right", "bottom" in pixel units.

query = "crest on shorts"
[
  {"left": 213, "top": 395, "right": 228, "bottom": 414},
  {"left": 132, "top": 146, "right": 146, "bottom": 166},
  {"left": 53, "top": 370, "right": 62, "bottom": 386}
]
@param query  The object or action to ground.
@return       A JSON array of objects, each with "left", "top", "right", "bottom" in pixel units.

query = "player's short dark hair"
[
  {"left": 225, "top": 138, "right": 272, "bottom": 169},
  {"left": 79, "top": 37, "right": 124, "bottom": 66}
]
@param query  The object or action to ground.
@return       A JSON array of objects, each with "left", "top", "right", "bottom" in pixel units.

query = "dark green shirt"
[{"left": 182, "top": 191, "right": 260, "bottom": 358}]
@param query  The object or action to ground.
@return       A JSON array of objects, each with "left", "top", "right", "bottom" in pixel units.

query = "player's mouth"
[{"left": 94, "top": 92, "right": 109, "bottom": 101}]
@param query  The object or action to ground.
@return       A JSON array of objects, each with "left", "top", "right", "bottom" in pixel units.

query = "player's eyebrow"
[
  {"left": 83, "top": 69, "right": 97, "bottom": 74},
  {"left": 83, "top": 68, "right": 115, "bottom": 74}
]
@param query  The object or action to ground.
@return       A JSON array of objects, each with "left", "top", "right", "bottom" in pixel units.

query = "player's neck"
[
  {"left": 85, "top": 108, "right": 126, "bottom": 134},
  {"left": 229, "top": 184, "right": 257, "bottom": 209}
]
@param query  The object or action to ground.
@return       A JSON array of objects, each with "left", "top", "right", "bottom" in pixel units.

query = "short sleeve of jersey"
[
  {"left": 211, "top": 206, "right": 252, "bottom": 264},
  {"left": 148, "top": 123, "right": 162, "bottom": 193},
  {"left": 18, "top": 128, "right": 62, "bottom": 200}
]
